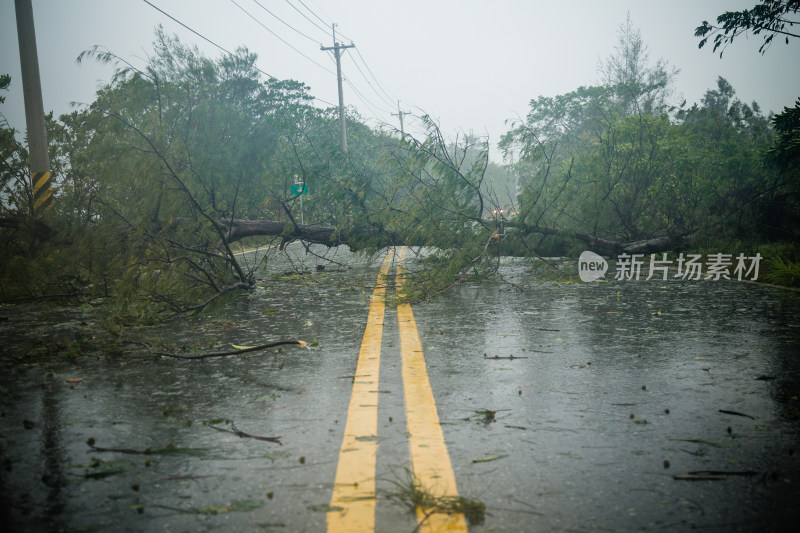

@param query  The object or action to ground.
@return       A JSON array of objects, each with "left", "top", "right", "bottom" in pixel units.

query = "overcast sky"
[{"left": 1, "top": 0, "right": 799, "bottom": 161}]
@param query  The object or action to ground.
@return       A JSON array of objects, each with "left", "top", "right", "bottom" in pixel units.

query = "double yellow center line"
[{"left": 327, "top": 247, "right": 468, "bottom": 532}]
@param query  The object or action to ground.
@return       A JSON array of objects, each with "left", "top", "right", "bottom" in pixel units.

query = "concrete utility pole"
[
  {"left": 392, "top": 100, "right": 410, "bottom": 138},
  {"left": 15, "top": 0, "right": 52, "bottom": 214},
  {"left": 320, "top": 24, "right": 354, "bottom": 153}
]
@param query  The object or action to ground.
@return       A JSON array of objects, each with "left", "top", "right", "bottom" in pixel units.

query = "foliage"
[
  {"left": 501, "top": 50, "right": 791, "bottom": 249},
  {"left": 0, "top": 74, "right": 31, "bottom": 214},
  {"left": 695, "top": 0, "right": 800, "bottom": 56},
  {"left": 72, "top": 29, "right": 413, "bottom": 317},
  {"left": 0, "top": 30, "right": 335, "bottom": 312},
  {"left": 598, "top": 14, "right": 679, "bottom": 116},
  {"left": 688, "top": 239, "right": 800, "bottom": 287},
  {"left": 499, "top": 16, "right": 797, "bottom": 259},
  {"left": 3, "top": 16, "right": 799, "bottom": 315},
  {"left": 374, "top": 118, "right": 520, "bottom": 298},
  {"left": 770, "top": 98, "right": 800, "bottom": 172},
  {"left": 764, "top": 255, "right": 800, "bottom": 286},
  {"left": 0, "top": 29, "right": 505, "bottom": 310},
  {"left": 694, "top": 2, "right": 800, "bottom": 246}
]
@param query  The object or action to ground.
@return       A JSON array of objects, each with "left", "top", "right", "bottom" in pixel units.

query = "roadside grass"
[
  {"left": 763, "top": 255, "right": 800, "bottom": 287},
  {"left": 689, "top": 239, "right": 800, "bottom": 288}
]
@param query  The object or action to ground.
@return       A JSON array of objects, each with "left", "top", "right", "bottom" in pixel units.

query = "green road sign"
[{"left": 291, "top": 184, "right": 308, "bottom": 195}]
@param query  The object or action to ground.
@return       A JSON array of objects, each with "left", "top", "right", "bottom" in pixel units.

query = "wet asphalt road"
[{"left": 1, "top": 245, "right": 799, "bottom": 532}]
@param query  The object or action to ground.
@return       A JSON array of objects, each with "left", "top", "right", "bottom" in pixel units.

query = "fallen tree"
[
  {"left": 215, "top": 217, "right": 692, "bottom": 257},
  {"left": 509, "top": 222, "right": 695, "bottom": 256},
  {"left": 217, "top": 218, "right": 400, "bottom": 252}
]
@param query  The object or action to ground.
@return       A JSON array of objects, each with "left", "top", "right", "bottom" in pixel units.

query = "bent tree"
[
  {"left": 1, "top": 30, "right": 509, "bottom": 315},
  {"left": 2, "top": 18, "right": 797, "bottom": 316},
  {"left": 695, "top": 0, "right": 800, "bottom": 56},
  {"left": 500, "top": 16, "right": 795, "bottom": 257}
]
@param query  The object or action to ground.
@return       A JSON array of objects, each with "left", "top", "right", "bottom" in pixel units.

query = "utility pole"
[
  {"left": 320, "top": 24, "right": 354, "bottom": 153},
  {"left": 15, "top": 0, "right": 52, "bottom": 214},
  {"left": 391, "top": 100, "right": 410, "bottom": 138}
]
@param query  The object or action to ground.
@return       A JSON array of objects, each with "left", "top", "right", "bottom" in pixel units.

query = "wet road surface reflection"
[{"left": 1, "top": 247, "right": 798, "bottom": 531}]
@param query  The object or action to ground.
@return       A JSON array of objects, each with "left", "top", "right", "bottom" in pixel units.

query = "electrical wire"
[
  {"left": 142, "top": 0, "right": 274, "bottom": 78},
  {"left": 286, "top": 0, "right": 395, "bottom": 111},
  {"left": 282, "top": 0, "right": 330, "bottom": 38},
  {"left": 348, "top": 49, "right": 394, "bottom": 108},
  {"left": 286, "top": 0, "right": 404, "bottom": 123},
  {"left": 320, "top": 47, "right": 390, "bottom": 119},
  {"left": 141, "top": 0, "right": 335, "bottom": 107},
  {"left": 251, "top": 0, "right": 320, "bottom": 45},
  {"left": 354, "top": 47, "right": 394, "bottom": 105},
  {"left": 230, "top": 0, "right": 335, "bottom": 75},
  {"left": 344, "top": 76, "right": 392, "bottom": 118},
  {"left": 143, "top": 0, "right": 400, "bottom": 125},
  {"left": 291, "top": 0, "right": 354, "bottom": 44},
  {"left": 296, "top": 0, "right": 334, "bottom": 34}
]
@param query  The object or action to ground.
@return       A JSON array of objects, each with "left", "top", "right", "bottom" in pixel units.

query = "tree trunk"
[
  {"left": 513, "top": 222, "right": 692, "bottom": 255},
  {"left": 218, "top": 219, "right": 400, "bottom": 251},
  {"left": 217, "top": 218, "right": 691, "bottom": 256}
]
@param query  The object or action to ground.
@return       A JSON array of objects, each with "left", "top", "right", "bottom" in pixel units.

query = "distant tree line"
[{"left": 1, "top": 3, "right": 798, "bottom": 319}]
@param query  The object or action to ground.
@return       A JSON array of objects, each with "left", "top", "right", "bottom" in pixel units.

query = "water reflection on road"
[
  {"left": 1, "top": 247, "right": 798, "bottom": 532},
  {"left": 416, "top": 259, "right": 800, "bottom": 531}
]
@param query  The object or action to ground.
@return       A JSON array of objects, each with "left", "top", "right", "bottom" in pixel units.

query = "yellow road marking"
[
  {"left": 396, "top": 247, "right": 468, "bottom": 532},
  {"left": 327, "top": 248, "right": 394, "bottom": 532}
]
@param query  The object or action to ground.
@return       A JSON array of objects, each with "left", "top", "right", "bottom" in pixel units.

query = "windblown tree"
[
  {"left": 598, "top": 13, "right": 679, "bottom": 116},
  {"left": 695, "top": 0, "right": 800, "bottom": 56},
  {"left": 5, "top": 16, "right": 796, "bottom": 314},
  {"left": 771, "top": 98, "right": 800, "bottom": 172},
  {"left": 696, "top": 1, "right": 800, "bottom": 241},
  {"left": 1, "top": 29, "right": 505, "bottom": 312},
  {"left": 71, "top": 31, "right": 338, "bottom": 314},
  {"left": 499, "top": 18, "right": 688, "bottom": 255},
  {"left": 499, "top": 18, "right": 788, "bottom": 256}
]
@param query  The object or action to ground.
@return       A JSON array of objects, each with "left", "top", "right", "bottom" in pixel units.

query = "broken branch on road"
[
  {"left": 674, "top": 470, "right": 760, "bottom": 480},
  {"left": 207, "top": 421, "right": 283, "bottom": 445},
  {"left": 128, "top": 339, "right": 307, "bottom": 360},
  {"left": 718, "top": 409, "right": 756, "bottom": 419}
]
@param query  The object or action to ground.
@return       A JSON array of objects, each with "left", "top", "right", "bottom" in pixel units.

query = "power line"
[
  {"left": 354, "top": 48, "right": 394, "bottom": 105},
  {"left": 345, "top": 77, "right": 391, "bottom": 120},
  {"left": 251, "top": 0, "right": 320, "bottom": 45},
  {"left": 287, "top": 1, "right": 395, "bottom": 111},
  {"left": 230, "top": 0, "right": 335, "bottom": 75},
  {"left": 292, "top": 0, "right": 355, "bottom": 44},
  {"left": 320, "top": 46, "right": 391, "bottom": 120},
  {"left": 392, "top": 101, "right": 411, "bottom": 137},
  {"left": 143, "top": 0, "right": 400, "bottom": 125},
  {"left": 296, "top": 0, "right": 333, "bottom": 34},
  {"left": 347, "top": 49, "right": 394, "bottom": 109},
  {"left": 312, "top": 0, "right": 354, "bottom": 43},
  {"left": 141, "top": 0, "right": 336, "bottom": 107},
  {"left": 287, "top": 0, "right": 402, "bottom": 124},
  {"left": 141, "top": 0, "right": 273, "bottom": 78},
  {"left": 282, "top": 0, "right": 330, "bottom": 39}
]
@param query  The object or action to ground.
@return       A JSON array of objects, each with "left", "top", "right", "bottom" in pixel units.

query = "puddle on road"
[{"left": 1, "top": 249, "right": 799, "bottom": 531}]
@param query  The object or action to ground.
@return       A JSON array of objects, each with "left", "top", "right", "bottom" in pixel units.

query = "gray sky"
[{"left": 1, "top": 0, "right": 799, "bottom": 161}]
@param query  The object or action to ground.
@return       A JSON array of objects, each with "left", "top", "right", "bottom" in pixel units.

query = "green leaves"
[{"left": 695, "top": 0, "right": 800, "bottom": 56}]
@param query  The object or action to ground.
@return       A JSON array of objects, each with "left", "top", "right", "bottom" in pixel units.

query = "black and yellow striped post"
[
  {"left": 16, "top": 0, "right": 53, "bottom": 216},
  {"left": 32, "top": 170, "right": 53, "bottom": 212}
]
